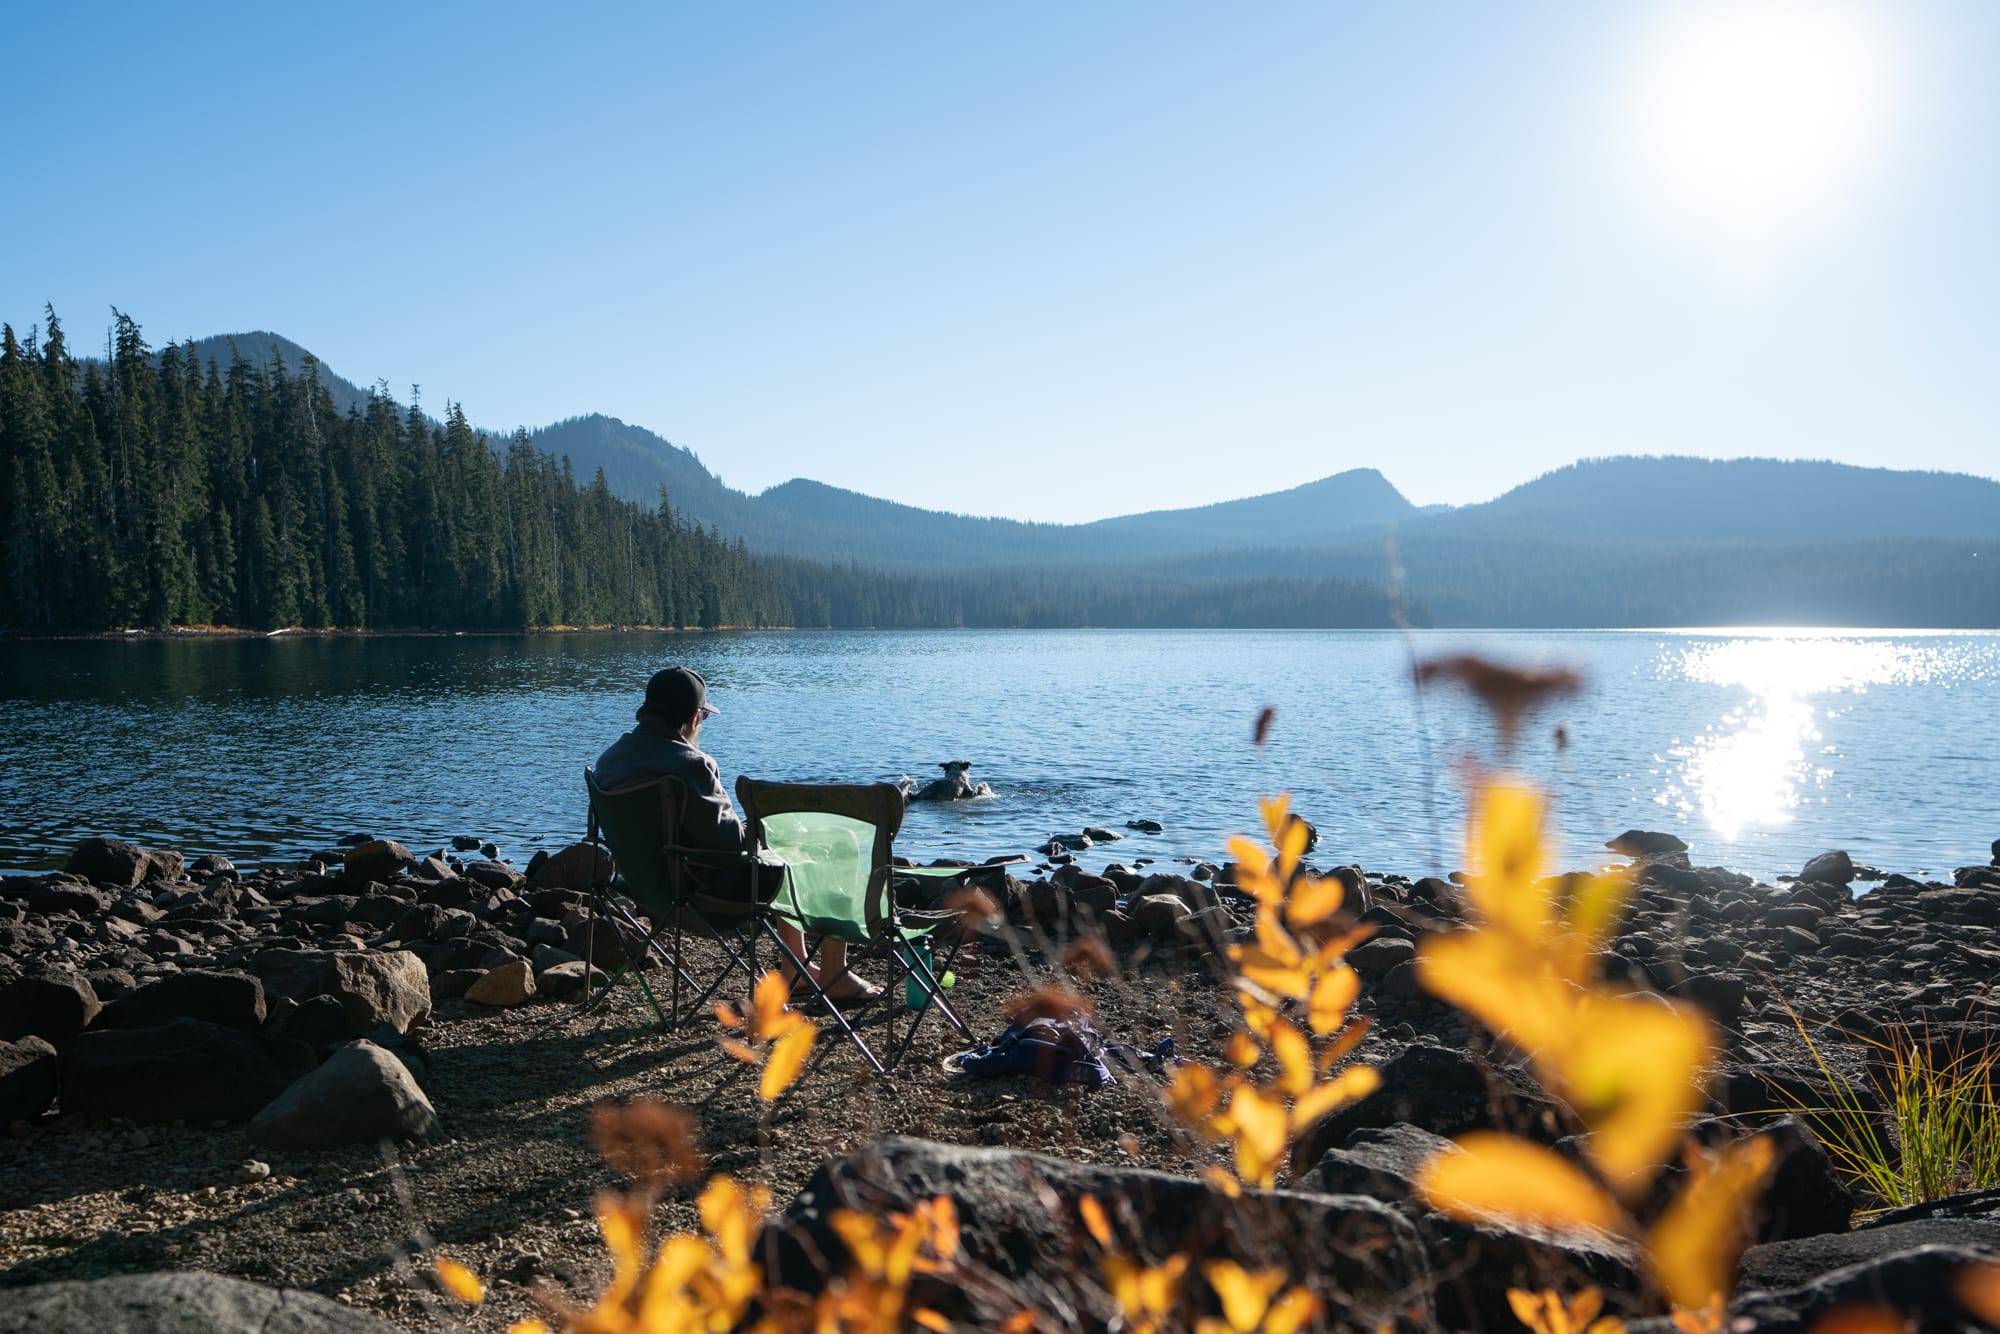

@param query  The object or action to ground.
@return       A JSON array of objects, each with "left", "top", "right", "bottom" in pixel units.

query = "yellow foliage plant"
[
  {"left": 717, "top": 970, "right": 818, "bottom": 1103},
  {"left": 1162, "top": 794, "right": 1379, "bottom": 1188},
  {"left": 1412, "top": 776, "right": 1776, "bottom": 1319}
]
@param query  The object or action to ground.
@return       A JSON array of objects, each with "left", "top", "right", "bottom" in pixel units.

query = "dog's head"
[{"left": 938, "top": 760, "right": 973, "bottom": 776}]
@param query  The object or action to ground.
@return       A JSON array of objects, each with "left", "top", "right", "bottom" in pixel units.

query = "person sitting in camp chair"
[{"left": 593, "top": 666, "right": 882, "bottom": 1004}]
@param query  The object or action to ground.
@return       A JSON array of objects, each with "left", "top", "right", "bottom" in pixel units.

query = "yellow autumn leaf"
[
  {"left": 1165, "top": 1064, "right": 1223, "bottom": 1136},
  {"left": 595, "top": 1195, "right": 646, "bottom": 1311},
  {"left": 507, "top": 1323, "right": 551, "bottom": 1334},
  {"left": 912, "top": 1309, "right": 951, "bottom": 1333},
  {"left": 1268, "top": 1018, "right": 1315, "bottom": 1096},
  {"left": 1276, "top": 816, "right": 1310, "bottom": 883},
  {"left": 1417, "top": 929, "right": 1578, "bottom": 1054},
  {"left": 1415, "top": 1133, "right": 1625, "bottom": 1235},
  {"left": 1202, "top": 1260, "right": 1287, "bottom": 1331},
  {"left": 1568, "top": 995, "right": 1715, "bottom": 1199},
  {"left": 1561, "top": 869, "right": 1632, "bottom": 978},
  {"left": 1078, "top": 1194, "right": 1113, "bottom": 1246},
  {"left": 1290, "top": 1064, "right": 1380, "bottom": 1132},
  {"left": 1286, "top": 872, "right": 1346, "bottom": 929},
  {"left": 998, "top": 1312, "right": 1037, "bottom": 1334},
  {"left": 1200, "top": 1165, "right": 1243, "bottom": 1197},
  {"left": 1259, "top": 794, "right": 1292, "bottom": 844},
  {"left": 1467, "top": 779, "right": 1552, "bottom": 942},
  {"left": 433, "top": 1256, "right": 484, "bottom": 1304},
  {"left": 1647, "top": 1134, "right": 1775, "bottom": 1311},
  {"left": 637, "top": 1233, "right": 711, "bottom": 1319},
  {"left": 1307, "top": 966, "right": 1360, "bottom": 1036},
  {"left": 718, "top": 1036, "right": 761, "bottom": 1065},
  {"left": 1263, "top": 1286, "right": 1323, "bottom": 1334},
  {"left": 1315, "top": 1016, "right": 1373, "bottom": 1074},
  {"left": 760, "top": 1021, "right": 816, "bottom": 1101},
  {"left": 1224, "top": 1031, "right": 1261, "bottom": 1068},
  {"left": 1229, "top": 1083, "right": 1291, "bottom": 1187},
  {"left": 751, "top": 970, "right": 801, "bottom": 1038}
]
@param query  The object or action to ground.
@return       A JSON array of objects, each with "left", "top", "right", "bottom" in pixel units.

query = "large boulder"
[
  {"left": 1728, "top": 1245, "right": 1998, "bottom": 1332},
  {"left": 464, "top": 959, "right": 536, "bottom": 1007},
  {"left": 1737, "top": 1213, "right": 2000, "bottom": 1295},
  {"left": 1797, "top": 850, "right": 1855, "bottom": 887},
  {"left": 61, "top": 1018, "right": 316, "bottom": 1123},
  {"left": 246, "top": 948, "right": 431, "bottom": 1034},
  {"left": 1308, "top": 1121, "right": 1451, "bottom": 1203},
  {"left": 1291, "top": 1042, "right": 1557, "bottom": 1173},
  {"left": 0, "top": 1036, "right": 59, "bottom": 1122},
  {"left": 97, "top": 970, "right": 266, "bottom": 1030},
  {"left": 63, "top": 838, "right": 184, "bottom": 890},
  {"left": 342, "top": 838, "right": 414, "bottom": 884},
  {"left": 0, "top": 972, "right": 102, "bottom": 1045},
  {"left": 528, "top": 841, "right": 613, "bottom": 892},
  {"left": 0, "top": 1271, "right": 402, "bottom": 1333},
  {"left": 772, "top": 1137, "right": 1430, "bottom": 1332},
  {"left": 249, "top": 1040, "right": 439, "bottom": 1149}
]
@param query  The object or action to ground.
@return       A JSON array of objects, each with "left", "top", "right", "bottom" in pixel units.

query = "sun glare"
[{"left": 1623, "top": 0, "right": 1901, "bottom": 257}]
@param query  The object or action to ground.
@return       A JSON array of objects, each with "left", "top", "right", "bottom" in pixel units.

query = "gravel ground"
[{"left": 0, "top": 929, "right": 1253, "bottom": 1331}]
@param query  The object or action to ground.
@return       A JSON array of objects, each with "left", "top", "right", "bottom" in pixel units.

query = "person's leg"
[
  {"left": 773, "top": 923, "right": 812, "bottom": 987},
  {"left": 813, "top": 940, "right": 880, "bottom": 1001}
]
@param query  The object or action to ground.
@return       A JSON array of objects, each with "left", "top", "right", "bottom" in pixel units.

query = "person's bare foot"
[{"left": 816, "top": 969, "right": 883, "bottom": 1004}]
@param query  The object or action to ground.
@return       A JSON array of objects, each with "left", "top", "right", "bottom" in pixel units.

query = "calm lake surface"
[{"left": 1, "top": 630, "right": 1994, "bottom": 881}]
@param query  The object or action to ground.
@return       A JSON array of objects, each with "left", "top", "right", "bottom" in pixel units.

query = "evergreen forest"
[{"left": 0, "top": 309, "right": 1405, "bottom": 633}]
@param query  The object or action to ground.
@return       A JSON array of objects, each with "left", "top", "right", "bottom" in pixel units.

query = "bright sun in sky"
[{"left": 1624, "top": 0, "right": 1902, "bottom": 258}]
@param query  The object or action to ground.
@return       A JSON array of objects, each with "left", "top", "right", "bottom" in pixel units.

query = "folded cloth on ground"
[{"left": 943, "top": 1017, "right": 1174, "bottom": 1088}]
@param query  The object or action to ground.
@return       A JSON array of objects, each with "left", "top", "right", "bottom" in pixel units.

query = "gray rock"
[
  {"left": 0, "top": 1035, "right": 59, "bottom": 1122},
  {"left": 1606, "top": 830, "right": 1689, "bottom": 858},
  {"left": 0, "top": 1271, "right": 402, "bottom": 1333},
  {"left": 1309, "top": 1121, "right": 1453, "bottom": 1203},
  {"left": 1738, "top": 1216, "right": 2000, "bottom": 1294},
  {"left": 536, "top": 959, "right": 604, "bottom": 999},
  {"left": 1347, "top": 936, "right": 1416, "bottom": 978},
  {"left": 99, "top": 969, "right": 266, "bottom": 1030},
  {"left": 61, "top": 1018, "right": 317, "bottom": 1123},
  {"left": 342, "top": 839, "right": 413, "bottom": 884},
  {"left": 1291, "top": 1042, "right": 1557, "bottom": 1176},
  {"left": 464, "top": 959, "right": 536, "bottom": 1007},
  {"left": 62, "top": 837, "right": 184, "bottom": 890},
  {"left": 250, "top": 1040, "right": 439, "bottom": 1149},
  {"left": 528, "top": 841, "right": 614, "bottom": 892},
  {"left": 0, "top": 972, "right": 101, "bottom": 1045},
  {"left": 1798, "top": 850, "right": 1855, "bottom": 886},
  {"left": 774, "top": 1136, "right": 1429, "bottom": 1331},
  {"left": 1130, "top": 892, "right": 1192, "bottom": 940},
  {"left": 247, "top": 949, "right": 431, "bottom": 1034}
]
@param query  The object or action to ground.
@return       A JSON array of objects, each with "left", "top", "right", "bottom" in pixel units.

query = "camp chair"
[
  {"left": 582, "top": 767, "right": 773, "bottom": 1030},
  {"left": 734, "top": 777, "right": 978, "bottom": 1074}
]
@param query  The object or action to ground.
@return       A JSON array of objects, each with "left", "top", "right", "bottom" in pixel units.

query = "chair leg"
[
  {"left": 760, "top": 920, "right": 884, "bottom": 1076},
  {"left": 884, "top": 931, "right": 975, "bottom": 1072}
]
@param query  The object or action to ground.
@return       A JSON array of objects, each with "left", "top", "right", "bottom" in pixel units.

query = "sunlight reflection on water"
[{"left": 1657, "top": 636, "right": 1992, "bottom": 847}]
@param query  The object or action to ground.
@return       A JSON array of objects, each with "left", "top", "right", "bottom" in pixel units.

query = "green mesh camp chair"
[
  {"left": 734, "top": 777, "right": 978, "bottom": 1074},
  {"left": 583, "top": 767, "right": 774, "bottom": 1029}
]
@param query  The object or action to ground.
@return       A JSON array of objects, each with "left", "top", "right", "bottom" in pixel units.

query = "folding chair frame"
[{"left": 734, "top": 777, "right": 978, "bottom": 1074}]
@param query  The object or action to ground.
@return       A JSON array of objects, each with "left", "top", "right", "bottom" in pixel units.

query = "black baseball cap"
[{"left": 638, "top": 666, "right": 718, "bottom": 723}]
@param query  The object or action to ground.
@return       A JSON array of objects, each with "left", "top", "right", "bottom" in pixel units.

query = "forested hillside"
[{"left": 0, "top": 309, "right": 1405, "bottom": 632}]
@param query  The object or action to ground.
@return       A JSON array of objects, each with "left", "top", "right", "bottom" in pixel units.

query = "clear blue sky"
[{"left": 4, "top": 2, "right": 1995, "bottom": 522}]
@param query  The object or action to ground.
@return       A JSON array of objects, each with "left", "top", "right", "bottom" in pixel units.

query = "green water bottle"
[{"left": 905, "top": 938, "right": 933, "bottom": 1009}]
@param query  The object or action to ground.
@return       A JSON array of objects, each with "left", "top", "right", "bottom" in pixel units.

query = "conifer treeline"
[
  {"left": 0, "top": 310, "right": 801, "bottom": 631},
  {"left": 0, "top": 308, "right": 1404, "bottom": 632}
]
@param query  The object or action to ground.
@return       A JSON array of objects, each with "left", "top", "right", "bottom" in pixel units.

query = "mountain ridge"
[{"left": 163, "top": 331, "right": 2000, "bottom": 576}]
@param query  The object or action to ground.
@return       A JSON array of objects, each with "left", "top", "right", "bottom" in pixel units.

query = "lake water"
[{"left": 1, "top": 630, "right": 1994, "bottom": 882}]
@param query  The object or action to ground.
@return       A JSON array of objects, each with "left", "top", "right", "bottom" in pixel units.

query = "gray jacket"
[{"left": 592, "top": 719, "right": 748, "bottom": 853}]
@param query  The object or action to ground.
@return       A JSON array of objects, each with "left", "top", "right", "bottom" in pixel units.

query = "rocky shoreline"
[{"left": 3, "top": 828, "right": 1998, "bottom": 1331}]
